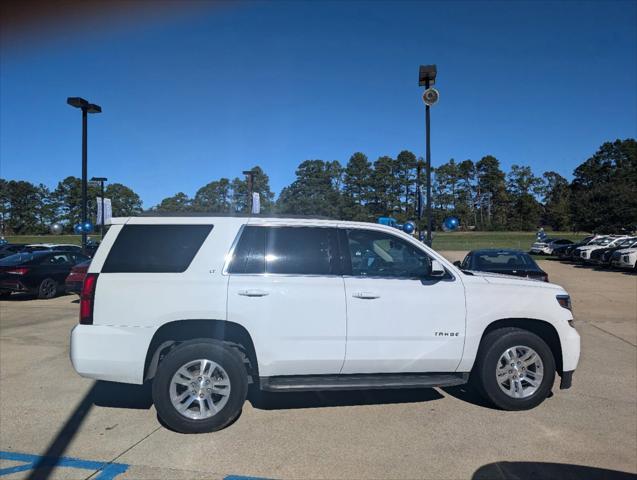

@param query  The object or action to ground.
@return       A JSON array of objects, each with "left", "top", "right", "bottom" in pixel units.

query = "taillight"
[
  {"left": 80, "top": 273, "right": 98, "bottom": 325},
  {"left": 7, "top": 267, "right": 29, "bottom": 275}
]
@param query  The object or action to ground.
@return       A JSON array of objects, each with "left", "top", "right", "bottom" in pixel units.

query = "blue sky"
[{"left": 1, "top": 0, "right": 636, "bottom": 208}]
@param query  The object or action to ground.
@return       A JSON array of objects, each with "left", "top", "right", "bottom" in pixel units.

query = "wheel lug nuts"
[{"left": 207, "top": 388, "right": 212, "bottom": 393}]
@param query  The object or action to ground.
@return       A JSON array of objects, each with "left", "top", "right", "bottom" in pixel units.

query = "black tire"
[
  {"left": 472, "top": 327, "right": 555, "bottom": 411},
  {"left": 0, "top": 291, "right": 11, "bottom": 299},
  {"left": 37, "top": 278, "right": 58, "bottom": 299},
  {"left": 152, "top": 339, "right": 248, "bottom": 434}
]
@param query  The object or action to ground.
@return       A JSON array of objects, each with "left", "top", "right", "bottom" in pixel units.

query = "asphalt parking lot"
[{"left": 0, "top": 254, "right": 635, "bottom": 480}]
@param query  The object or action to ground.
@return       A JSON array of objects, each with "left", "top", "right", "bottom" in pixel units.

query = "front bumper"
[{"left": 70, "top": 324, "right": 156, "bottom": 385}]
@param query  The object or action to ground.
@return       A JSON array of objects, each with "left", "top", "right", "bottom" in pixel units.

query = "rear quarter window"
[{"left": 102, "top": 224, "right": 213, "bottom": 273}]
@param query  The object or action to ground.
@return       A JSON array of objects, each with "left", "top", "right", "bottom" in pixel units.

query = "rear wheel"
[
  {"left": 472, "top": 327, "right": 555, "bottom": 410},
  {"left": 37, "top": 278, "right": 58, "bottom": 299},
  {"left": 152, "top": 339, "right": 248, "bottom": 433}
]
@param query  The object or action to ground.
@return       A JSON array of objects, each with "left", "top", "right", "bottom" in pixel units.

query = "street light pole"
[
  {"left": 81, "top": 108, "right": 88, "bottom": 249},
  {"left": 67, "top": 97, "right": 101, "bottom": 252},
  {"left": 418, "top": 65, "right": 439, "bottom": 247}
]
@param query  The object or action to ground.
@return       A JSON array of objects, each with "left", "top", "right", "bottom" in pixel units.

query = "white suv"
[{"left": 70, "top": 216, "right": 580, "bottom": 433}]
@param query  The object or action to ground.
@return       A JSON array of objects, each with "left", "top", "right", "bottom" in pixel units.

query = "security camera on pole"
[{"left": 418, "top": 65, "right": 438, "bottom": 247}]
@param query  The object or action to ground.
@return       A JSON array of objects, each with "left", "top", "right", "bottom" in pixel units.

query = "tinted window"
[
  {"left": 346, "top": 229, "right": 430, "bottom": 278},
  {"left": 266, "top": 227, "right": 339, "bottom": 275},
  {"left": 102, "top": 225, "right": 212, "bottom": 273},
  {"left": 228, "top": 226, "right": 266, "bottom": 274},
  {"left": 45, "top": 253, "right": 72, "bottom": 265}
]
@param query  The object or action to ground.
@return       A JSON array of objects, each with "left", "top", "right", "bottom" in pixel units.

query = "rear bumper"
[
  {"left": 70, "top": 324, "right": 156, "bottom": 385},
  {"left": 65, "top": 281, "right": 83, "bottom": 294}
]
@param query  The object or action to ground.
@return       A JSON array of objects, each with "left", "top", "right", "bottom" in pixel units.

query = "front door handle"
[
  {"left": 353, "top": 291, "right": 381, "bottom": 299},
  {"left": 238, "top": 289, "right": 269, "bottom": 297}
]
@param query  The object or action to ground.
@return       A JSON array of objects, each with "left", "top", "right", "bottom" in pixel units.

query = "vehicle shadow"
[
  {"left": 440, "top": 384, "right": 496, "bottom": 409},
  {"left": 248, "top": 385, "right": 444, "bottom": 410},
  {"left": 472, "top": 461, "right": 635, "bottom": 480},
  {"left": 92, "top": 381, "right": 153, "bottom": 409}
]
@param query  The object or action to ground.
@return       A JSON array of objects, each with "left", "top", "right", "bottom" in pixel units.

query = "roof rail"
[{"left": 138, "top": 211, "right": 338, "bottom": 220}]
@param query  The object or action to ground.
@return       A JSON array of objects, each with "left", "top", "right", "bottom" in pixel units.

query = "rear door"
[{"left": 226, "top": 225, "right": 346, "bottom": 377}]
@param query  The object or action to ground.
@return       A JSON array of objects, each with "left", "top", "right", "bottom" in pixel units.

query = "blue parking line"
[{"left": 0, "top": 451, "right": 128, "bottom": 479}]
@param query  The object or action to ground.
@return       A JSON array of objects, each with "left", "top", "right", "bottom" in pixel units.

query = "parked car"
[
  {"left": 70, "top": 216, "right": 580, "bottom": 433},
  {"left": 575, "top": 236, "right": 631, "bottom": 263},
  {"left": 553, "top": 235, "right": 597, "bottom": 260},
  {"left": 529, "top": 238, "right": 573, "bottom": 255},
  {"left": 0, "top": 250, "right": 90, "bottom": 299},
  {"left": 589, "top": 237, "right": 637, "bottom": 267},
  {"left": 611, "top": 247, "right": 637, "bottom": 270},
  {"left": 0, "top": 243, "right": 27, "bottom": 259},
  {"left": 65, "top": 260, "right": 91, "bottom": 294},
  {"left": 454, "top": 249, "right": 549, "bottom": 282},
  {"left": 26, "top": 243, "right": 83, "bottom": 253}
]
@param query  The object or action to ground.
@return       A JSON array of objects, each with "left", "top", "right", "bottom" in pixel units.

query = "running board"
[{"left": 260, "top": 373, "right": 469, "bottom": 392}]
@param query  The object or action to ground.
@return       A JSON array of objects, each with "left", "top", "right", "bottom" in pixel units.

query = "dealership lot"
[{"left": 0, "top": 255, "right": 635, "bottom": 479}]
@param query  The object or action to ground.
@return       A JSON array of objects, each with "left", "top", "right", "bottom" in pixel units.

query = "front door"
[
  {"left": 227, "top": 225, "right": 346, "bottom": 377},
  {"left": 339, "top": 227, "right": 466, "bottom": 374}
]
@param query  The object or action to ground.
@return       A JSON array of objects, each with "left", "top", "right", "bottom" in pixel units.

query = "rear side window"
[
  {"left": 267, "top": 227, "right": 339, "bottom": 275},
  {"left": 102, "top": 225, "right": 212, "bottom": 273},
  {"left": 227, "top": 226, "right": 339, "bottom": 275},
  {"left": 228, "top": 226, "right": 266, "bottom": 274}
]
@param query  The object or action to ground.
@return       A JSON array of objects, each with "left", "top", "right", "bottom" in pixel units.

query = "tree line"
[{"left": 1, "top": 138, "right": 635, "bottom": 235}]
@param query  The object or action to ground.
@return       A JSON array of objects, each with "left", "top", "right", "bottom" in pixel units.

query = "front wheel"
[
  {"left": 152, "top": 339, "right": 248, "bottom": 433},
  {"left": 472, "top": 327, "right": 555, "bottom": 410}
]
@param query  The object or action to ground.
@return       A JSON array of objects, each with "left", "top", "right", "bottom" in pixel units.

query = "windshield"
[{"left": 0, "top": 251, "right": 49, "bottom": 266}]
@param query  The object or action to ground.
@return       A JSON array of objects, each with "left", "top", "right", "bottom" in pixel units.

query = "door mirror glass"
[{"left": 430, "top": 259, "right": 445, "bottom": 277}]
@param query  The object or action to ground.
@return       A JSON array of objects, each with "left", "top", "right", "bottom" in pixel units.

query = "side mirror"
[
  {"left": 453, "top": 260, "right": 461, "bottom": 267},
  {"left": 430, "top": 259, "right": 445, "bottom": 277}
]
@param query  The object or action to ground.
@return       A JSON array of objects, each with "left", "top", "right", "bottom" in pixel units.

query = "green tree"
[
  {"left": 5, "top": 180, "right": 41, "bottom": 234},
  {"left": 395, "top": 150, "right": 417, "bottom": 215},
  {"left": 105, "top": 183, "right": 143, "bottom": 217},
  {"left": 570, "top": 139, "right": 637, "bottom": 232},
  {"left": 154, "top": 192, "right": 192, "bottom": 212},
  {"left": 541, "top": 172, "right": 571, "bottom": 230},
  {"left": 476, "top": 155, "right": 509, "bottom": 229},
  {"left": 368, "top": 156, "right": 400, "bottom": 217},
  {"left": 506, "top": 165, "right": 543, "bottom": 230},
  {"left": 341, "top": 152, "right": 373, "bottom": 221},
  {"left": 193, "top": 178, "right": 232, "bottom": 213},
  {"left": 276, "top": 160, "right": 343, "bottom": 217}
]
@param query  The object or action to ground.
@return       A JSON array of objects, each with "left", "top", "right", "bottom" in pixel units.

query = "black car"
[
  {"left": 454, "top": 249, "right": 549, "bottom": 282},
  {"left": 0, "top": 243, "right": 27, "bottom": 259},
  {"left": 0, "top": 250, "right": 90, "bottom": 299},
  {"left": 553, "top": 235, "right": 596, "bottom": 260},
  {"left": 590, "top": 237, "right": 637, "bottom": 267}
]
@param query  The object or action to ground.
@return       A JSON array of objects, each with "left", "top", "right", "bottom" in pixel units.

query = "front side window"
[
  {"left": 345, "top": 229, "right": 430, "bottom": 278},
  {"left": 102, "top": 224, "right": 213, "bottom": 273}
]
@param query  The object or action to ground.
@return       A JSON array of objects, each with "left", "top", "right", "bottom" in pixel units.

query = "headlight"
[{"left": 556, "top": 294, "right": 572, "bottom": 310}]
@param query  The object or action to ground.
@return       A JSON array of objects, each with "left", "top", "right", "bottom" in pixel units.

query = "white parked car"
[
  {"left": 529, "top": 238, "right": 574, "bottom": 255},
  {"left": 611, "top": 247, "right": 637, "bottom": 270},
  {"left": 70, "top": 216, "right": 581, "bottom": 433},
  {"left": 574, "top": 236, "right": 629, "bottom": 262}
]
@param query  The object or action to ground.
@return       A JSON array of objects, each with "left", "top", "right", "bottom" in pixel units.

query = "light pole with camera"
[{"left": 418, "top": 65, "right": 439, "bottom": 246}]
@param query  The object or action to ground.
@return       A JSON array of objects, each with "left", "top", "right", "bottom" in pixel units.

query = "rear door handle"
[
  {"left": 238, "top": 289, "right": 269, "bottom": 297},
  {"left": 353, "top": 291, "right": 381, "bottom": 299}
]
